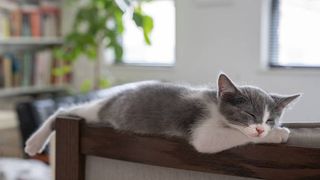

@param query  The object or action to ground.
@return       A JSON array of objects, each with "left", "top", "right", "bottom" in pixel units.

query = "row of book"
[
  {"left": 0, "top": 49, "right": 71, "bottom": 89},
  {"left": 0, "top": 1, "right": 60, "bottom": 38}
]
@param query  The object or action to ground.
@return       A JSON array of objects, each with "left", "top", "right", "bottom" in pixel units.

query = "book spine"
[
  {"left": 11, "top": 54, "right": 20, "bottom": 87},
  {"left": 46, "top": 51, "right": 53, "bottom": 85},
  {"left": 21, "top": 13, "right": 31, "bottom": 36},
  {"left": 40, "top": 4, "right": 60, "bottom": 37},
  {"left": 33, "top": 49, "right": 54, "bottom": 86},
  {"left": 30, "top": 10, "right": 41, "bottom": 37},
  {"left": 0, "top": 55, "right": 4, "bottom": 88},
  {"left": 10, "top": 9, "right": 22, "bottom": 37},
  {"left": 3, "top": 55, "right": 12, "bottom": 88},
  {"left": 22, "top": 51, "right": 32, "bottom": 87},
  {"left": 0, "top": 11, "right": 11, "bottom": 38}
]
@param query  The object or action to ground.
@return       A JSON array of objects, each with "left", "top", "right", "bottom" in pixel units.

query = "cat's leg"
[
  {"left": 191, "top": 127, "right": 251, "bottom": 154},
  {"left": 25, "top": 99, "right": 106, "bottom": 156},
  {"left": 25, "top": 109, "right": 63, "bottom": 156},
  {"left": 253, "top": 127, "right": 290, "bottom": 144}
]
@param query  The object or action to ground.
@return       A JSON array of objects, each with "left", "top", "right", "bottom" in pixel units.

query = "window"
[
  {"left": 121, "top": 0, "right": 175, "bottom": 65},
  {"left": 270, "top": 0, "right": 320, "bottom": 67}
]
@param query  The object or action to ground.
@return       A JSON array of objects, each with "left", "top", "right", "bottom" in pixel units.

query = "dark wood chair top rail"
[{"left": 55, "top": 116, "right": 320, "bottom": 180}]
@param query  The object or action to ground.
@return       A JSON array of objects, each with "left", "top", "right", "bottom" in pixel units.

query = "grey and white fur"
[{"left": 25, "top": 74, "right": 300, "bottom": 156}]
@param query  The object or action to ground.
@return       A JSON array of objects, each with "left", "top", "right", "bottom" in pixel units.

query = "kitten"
[{"left": 25, "top": 74, "right": 300, "bottom": 156}]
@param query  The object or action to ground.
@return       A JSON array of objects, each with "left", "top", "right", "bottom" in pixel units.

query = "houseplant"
[{"left": 54, "top": 0, "right": 153, "bottom": 91}]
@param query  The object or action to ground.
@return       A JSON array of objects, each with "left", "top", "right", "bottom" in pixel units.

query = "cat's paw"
[
  {"left": 24, "top": 136, "right": 44, "bottom": 156},
  {"left": 278, "top": 127, "right": 290, "bottom": 143},
  {"left": 269, "top": 127, "right": 290, "bottom": 143}
]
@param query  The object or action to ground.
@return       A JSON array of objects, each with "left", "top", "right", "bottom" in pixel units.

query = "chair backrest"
[{"left": 55, "top": 117, "right": 320, "bottom": 180}]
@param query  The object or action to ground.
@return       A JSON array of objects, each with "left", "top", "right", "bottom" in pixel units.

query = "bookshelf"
[
  {"left": 0, "top": 0, "right": 71, "bottom": 98},
  {"left": 0, "top": 85, "right": 67, "bottom": 98},
  {"left": 0, "top": 37, "right": 64, "bottom": 45}
]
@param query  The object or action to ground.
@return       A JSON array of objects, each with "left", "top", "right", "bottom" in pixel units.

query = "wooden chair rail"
[{"left": 55, "top": 116, "right": 320, "bottom": 180}]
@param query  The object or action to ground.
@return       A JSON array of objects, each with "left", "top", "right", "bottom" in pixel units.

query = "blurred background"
[{"left": 0, "top": 0, "right": 319, "bottom": 179}]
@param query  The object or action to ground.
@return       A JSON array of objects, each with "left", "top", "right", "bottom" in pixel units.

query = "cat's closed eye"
[
  {"left": 244, "top": 111, "right": 256, "bottom": 120},
  {"left": 266, "top": 118, "right": 274, "bottom": 124}
]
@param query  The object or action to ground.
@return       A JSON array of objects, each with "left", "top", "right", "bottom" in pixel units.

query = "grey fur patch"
[{"left": 98, "top": 82, "right": 210, "bottom": 138}]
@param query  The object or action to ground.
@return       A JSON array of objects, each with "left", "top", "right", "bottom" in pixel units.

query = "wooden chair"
[{"left": 55, "top": 116, "right": 320, "bottom": 180}]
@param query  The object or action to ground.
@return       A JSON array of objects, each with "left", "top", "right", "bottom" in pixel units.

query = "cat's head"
[{"left": 217, "top": 73, "right": 300, "bottom": 138}]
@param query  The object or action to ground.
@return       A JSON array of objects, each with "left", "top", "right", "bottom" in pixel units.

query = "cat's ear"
[
  {"left": 271, "top": 94, "right": 301, "bottom": 110},
  {"left": 217, "top": 73, "right": 239, "bottom": 97}
]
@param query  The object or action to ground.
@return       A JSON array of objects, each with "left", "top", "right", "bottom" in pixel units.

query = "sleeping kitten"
[{"left": 25, "top": 74, "right": 300, "bottom": 156}]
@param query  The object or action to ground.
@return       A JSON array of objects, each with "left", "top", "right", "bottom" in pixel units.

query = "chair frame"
[{"left": 55, "top": 116, "right": 320, "bottom": 180}]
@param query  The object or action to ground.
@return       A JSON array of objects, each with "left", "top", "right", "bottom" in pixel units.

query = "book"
[
  {"left": 11, "top": 53, "right": 21, "bottom": 87},
  {"left": 21, "top": 51, "right": 33, "bottom": 87},
  {"left": 41, "top": 2, "right": 60, "bottom": 37},
  {"left": 21, "top": 4, "right": 42, "bottom": 37},
  {"left": 0, "top": 11, "right": 11, "bottom": 38},
  {"left": 21, "top": 13, "right": 31, "bottom": 36},
  {"left": 0, "top": 55, "right": 4, "bottom": 87},
  {"left": 34, "top": 49, "right": 53, "bottom": 86},
  {"left": 3, "top": 54, "right": 12, "bottom": 88},
  {"left": 42, "top": 13, "right": 58, "bottom": 37},
  {"left": 10, "top": 9, "right": 22, "bottom": 36},
  {"left": 30, "top": 9, "right": 41, "bottom": 37}
]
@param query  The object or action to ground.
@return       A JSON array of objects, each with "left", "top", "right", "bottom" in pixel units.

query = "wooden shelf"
[
  {"left": 0, "top": 37, "right": 64, "bottom": 46},
  {"left": 0, "top": 1, "right": 18, "bottom": 11},
  {"left": 0, "top": 86, "right": 68, "bottom": 98}
]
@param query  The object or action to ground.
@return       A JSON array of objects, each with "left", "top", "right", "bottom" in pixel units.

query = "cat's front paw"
[
  {"left": 279, "top": 127, "right": 290, "bottom": 143},
  {"left": 269, "top": 127, "right": 290, "bottom": 143}
]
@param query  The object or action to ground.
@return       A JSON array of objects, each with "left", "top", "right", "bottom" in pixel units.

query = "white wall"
[
  {"left": 86, "top": 156, "right": 256, "bottom": 180},
  {"left": 68, "top": 1, "right": 319, "bottom": 179},
  {"left": 74, "top": 0, "right": 320, "bottom": 123}
]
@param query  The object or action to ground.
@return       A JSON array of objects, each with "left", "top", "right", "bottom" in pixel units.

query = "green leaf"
[
  {"left": 143, "top": 15, "right": 153, "bottom": 34},
  {"left": 133, "top": 12, "right": 143, "bottom": 27},
  {"left": 132, "top": 8, "right": 153, "bottom": 45},
  {"left": 62, "top": 65, "right": 72, "bottom": 73},
  {"left": 142, "top": 15, "right": 153, "bottom": 45},
  {"left": 53, "top": 48, "right": 65, "bottom": 60},
  {"left": 85, "top": 45, "right": 97, "bottom": 60},
  {"left": 52, "top": 65, "right": 72, "bottom": 77},
  {"left": 114, "top": 8, "right": 124, "bottom": 33},
  {"left": 143, "top": 31, "right": 151, "bottom": 45},
  {"left": 80, "top": 80, "right": 93, "bottom": 93},
  {"left": 99, "top": 78, "right": 111, "bottom": 89},
  {"left": 52, "top": 67, "right": 64, "bottom": 77}
]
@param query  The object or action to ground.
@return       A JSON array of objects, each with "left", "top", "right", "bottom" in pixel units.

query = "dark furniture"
[{"left": 55, "top": 116, "right": 320, "bottom": 180}]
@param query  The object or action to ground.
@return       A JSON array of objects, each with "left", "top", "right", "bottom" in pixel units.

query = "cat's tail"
[{"left": 24, "top": 99, "right": 104, "bottom": 156}]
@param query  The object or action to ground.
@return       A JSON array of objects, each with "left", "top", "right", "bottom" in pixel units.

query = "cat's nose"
[{"left": 256, "top": 127, "right": 264, "bottom": 135}]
